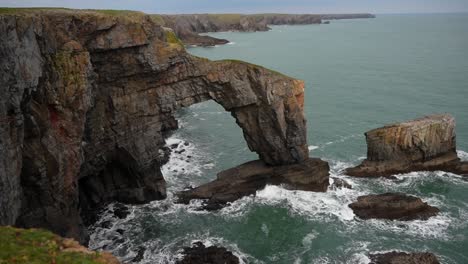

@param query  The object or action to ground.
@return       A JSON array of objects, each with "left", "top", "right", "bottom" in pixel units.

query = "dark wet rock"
[
  {"left": 175, "top": 149, "right": 186, "bottom": 154},
  {"left": 346, "top": 114, "right": 468, "bottom": 177},
  {"left": 349, "top": 193, "right": 439, "bottom": 220},
  {"left": 176, "top": 242, "right": 239, "bottom": 264},
  {"left": 99, "top": 220, "right": 112, "bottom": 229},
  {"left": 369, "top": 251, "right": 440, "bottom": 264},
  {"left": 178, "top": 158, "right": 329, "bottom": 210},
  {"left": 0, "top": 9, "right": 310, "bottom": 243},
  {"left": 132, "top": 246, "right": 146, "bottom": 262},
  {"left": 113, "top": 203, "right": 130, "bottom": 219},
  {"left": 323, "top": 21, "right": 331, "bottom": 24},
  {"left": 330, "top": 177, "right": 352, "bottom": 189}
]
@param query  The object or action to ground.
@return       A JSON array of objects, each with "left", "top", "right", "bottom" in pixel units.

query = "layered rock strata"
[
  {"left": 346, "top": 114, "right": 468, "bottom": 177},
  {"left": 0, "top": 9, "right": 312, "bottom": 243},
  {"left": 178, "top": 158, "right": 329, "bottom": 210},
  {"left": 369, "top": 251, "right": 440, "bottom": 264},
  {"left": 349, "top": 193, "right": 439, "bottom": 220}
]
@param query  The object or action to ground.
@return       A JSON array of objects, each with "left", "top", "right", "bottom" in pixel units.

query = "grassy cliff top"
[
  {"left": 0, "top": 7, "right": 143, "bottom": 16},
  {"left": 0, "top": 226, "right": 119, "bottom": 264}
]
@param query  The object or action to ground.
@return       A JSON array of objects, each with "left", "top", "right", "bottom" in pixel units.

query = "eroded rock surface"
[
  {"left": 369, "top": 251, "right": 440, "bottom": 264},
  {"left": 346, "top": 114, "right": 468, "bottom": 177},
  {"left": 349, "top": 193, "right": 439, "bottom": 220},
  {"left": 0, "top": 9, "right": 309, "bottom": 243},
  {"left": 178, "top": 158, "right": 329, "bottom": 210},
  {"left": 176, "top": 242, "right": 240, "bottom": 264}
]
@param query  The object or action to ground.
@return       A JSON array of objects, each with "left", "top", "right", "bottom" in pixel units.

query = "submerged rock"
[
  {"left": 349, "top": 193, "right": 439, "bottom": 220},
  {"left": 176, "top": 242, "right": 239, "bottom": 264},
  {"left": 178, "top": 158, "right": 329, "bottom": 210},
  {"left": 369, "top": 251, "right": 440, "bottom": 264},
  {"left": 346, "top": 114, "right": 468, "bottom": 177}
]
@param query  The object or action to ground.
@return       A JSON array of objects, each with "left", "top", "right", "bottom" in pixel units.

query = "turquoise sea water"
[{"left": 90, "top": 14, "right": 468, "bottom": 263}]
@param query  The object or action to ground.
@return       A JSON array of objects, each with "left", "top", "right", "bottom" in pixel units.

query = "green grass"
[
  {"left": 219, "top": 59, "right": 290, "bottom": 77},
  {"left": 165, "top": 29, "right": 184, "bottom": 48},
  {"left": 0, "top": 226, "right": 111, "bottom": 264},
  {"left": 0, "top": 7, "right": 142, "bottom": 16}
]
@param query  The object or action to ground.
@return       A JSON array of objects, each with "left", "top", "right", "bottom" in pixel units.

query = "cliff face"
[
  {"left": 0, "top": 9, "right": 309, "bottom": 243},
  {"left": 346, "top": 114, "right": 467, "bottom": 177},
  {"left": 158, "top": 13, "right": 375, "bottom": 46}
]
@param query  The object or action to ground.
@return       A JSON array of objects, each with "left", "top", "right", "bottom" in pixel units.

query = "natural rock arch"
[{"left": 0, "top": 10, "right": 310, "bottom": 243}]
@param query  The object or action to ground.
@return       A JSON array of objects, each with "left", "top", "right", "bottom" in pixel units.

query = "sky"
[{"left": 1, "top": 0, "right": 468, "bottom": 14}]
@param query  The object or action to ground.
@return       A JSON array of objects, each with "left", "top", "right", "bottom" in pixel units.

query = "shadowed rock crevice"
[{"left": 0, "top": 9, "right": 315, "bottom": 243}]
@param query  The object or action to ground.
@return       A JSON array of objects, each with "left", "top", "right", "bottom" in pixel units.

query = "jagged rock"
[
  {"left": 176, "top": 242, "right": 239, "bottom": 264},
  {"left": 349, "top": 193, "right": 439, "bottom": 220},
  {"left": 178, "top": 158, "right": 329, "bottom": 209},
  {"left": 346, "top": 114, "right": 468, "bottom": 177},
  {"left": 0, "top": 9, "right": 309, "bottom": 243},
  {"left": 330, "top": 177, "right": 352, "bottom": 189},
  {"left": 369, "top": 251, "right": 440, "bottom": 264}
]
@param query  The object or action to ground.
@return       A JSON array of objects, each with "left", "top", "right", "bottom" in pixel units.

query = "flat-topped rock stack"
[
  {"left": 369, "top": 251, "right": 440, "bottom": 264},
  {"left": 349, "top": 193, "right": 439, "bottom": 221},
  {"left": 346, "top": 114, "right": 468, "bottom": 177}
]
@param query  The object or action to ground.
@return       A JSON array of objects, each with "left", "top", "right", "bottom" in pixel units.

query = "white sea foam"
[
  {"left": 255, "top": 185, "right": 359, "bottom": 222},
  {"left": 227, "top": 41, "right": 236, "bottom": 45},
  {"left": 308, "top": 145, "right": 319, "bottom": 151},
  {"left": 161, "top": 136, "right": 214, "bottom": 191},
  {"left": 457, "top": 150, "right": 468, "bottom": 161}
]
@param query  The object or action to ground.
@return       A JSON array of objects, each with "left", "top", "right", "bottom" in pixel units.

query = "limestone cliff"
[
  {"left": 0, "top": 9, "right": 311, "bottom": 243},
  {"left": 157, "top": 13, "right": 376, "bottom": 46},
  {"left": 346, "top": 114, "right": 468, "bottom": 177}
]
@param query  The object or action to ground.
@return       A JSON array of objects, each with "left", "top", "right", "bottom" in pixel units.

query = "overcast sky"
[{"left": 1, "top": 0, "right": 468, "bottom": 14}]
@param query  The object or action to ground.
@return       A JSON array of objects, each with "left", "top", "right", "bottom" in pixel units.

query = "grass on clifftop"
[
  {"left": 0, "top": 7, "right": 142, "bottom": 16},
  {"left": 0, "top": 226, "right": 113, "bottom": 264},
  {"left": 220, "top": 59, "right": 290, "bottom": 77}
]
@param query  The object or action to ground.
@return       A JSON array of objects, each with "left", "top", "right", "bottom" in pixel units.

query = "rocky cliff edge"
[{"left": 0, "top": 9, "right": 314, "bottom": 243}]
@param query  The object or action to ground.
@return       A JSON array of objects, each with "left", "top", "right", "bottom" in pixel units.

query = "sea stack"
[
  {"left": 346, "top": 114, "right": 468, "bottom": 177},
  {"left": 349, "top": 193, "right": 439, "bottom": 220}
]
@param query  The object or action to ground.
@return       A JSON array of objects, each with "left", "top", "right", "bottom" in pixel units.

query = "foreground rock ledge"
[
  {"left": 369, "top": 251, "right": 440, "bottom": 264},
  {"left": 349, "top": 193, "right": 439, "bottom": 220},
  {"left": 176, "top": 242, "right": 239, "bottom": 264},
  {"left": 346, "top": 114, "right": 468, "bottom": 177},
  {"left": 178, "top": 158, "right": 330, "bottom": 210}
]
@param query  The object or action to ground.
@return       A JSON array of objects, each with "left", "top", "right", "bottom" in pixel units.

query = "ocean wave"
[{"left": 162, "top": 136, "right": 214, "bottom": 191}]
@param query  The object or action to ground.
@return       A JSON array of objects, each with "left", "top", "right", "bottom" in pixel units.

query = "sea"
[{"left": 89, "top": 14, "right": 468, "bottom": 264}]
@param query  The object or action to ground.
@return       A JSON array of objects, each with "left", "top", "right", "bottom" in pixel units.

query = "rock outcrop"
[
  {"left": 369, "top": 251, "right": 440, "bottom": 264},
  {"left": 178, "top": 158, "right": 330, "bottom": 210},
  {"left": 0, "top": 9, "right": 312, "bottom": 243},
  {"left": 157, "top": 13, "right": 375, "bottom": 46},
  {"left": 349, "top": 193, "right": 439, "bottom": 220},
  {"left": 346, "top": 114, "right": 468, "bottom": 177},
  {"left": 176, "top": 242, "right": 240, "bottom": 264}
]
